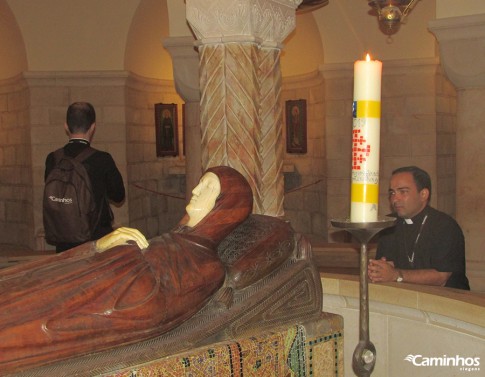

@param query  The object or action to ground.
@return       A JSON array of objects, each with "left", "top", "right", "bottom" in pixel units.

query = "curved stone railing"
[{"left": 320, "top": 273, "right": 485, "bottom": 377}]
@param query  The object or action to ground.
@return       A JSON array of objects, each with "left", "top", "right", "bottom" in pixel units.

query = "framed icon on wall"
[
  {"left": 155, "top": 103, "right": 178, "bottom": 157},
  {"left": 285, "top": 99, "right": 307, "bottom": 154}
]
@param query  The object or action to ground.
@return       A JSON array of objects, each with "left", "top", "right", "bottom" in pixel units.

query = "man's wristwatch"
[{"left": 396, "top": 269, "right": 404, "bottom": 283}]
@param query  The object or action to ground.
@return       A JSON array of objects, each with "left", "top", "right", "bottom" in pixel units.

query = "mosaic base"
[{"left": 102, "top": 319, "right": 343, "bottom": 377}]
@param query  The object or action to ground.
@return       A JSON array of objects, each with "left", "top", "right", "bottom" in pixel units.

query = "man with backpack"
[{"left": 43, "top": 102, "right": 125, "bottom": 252}]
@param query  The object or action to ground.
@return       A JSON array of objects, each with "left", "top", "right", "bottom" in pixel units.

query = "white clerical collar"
[
  {"left": 404, "top": 218, "right": 413, "bottom": 225},
  {"left": 69, "top": 138, "right": 89, "bottom": 145}
]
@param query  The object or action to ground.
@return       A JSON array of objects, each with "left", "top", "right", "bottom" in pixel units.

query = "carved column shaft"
[
  {"left": 187, "top": 0, "right": 301, "bottom": 216},
  {"left": 199, "top": 42, "right": 263, "bottom": 213},
  {"left": 258, "top": 46, "right": 285, "bottom": 216}
]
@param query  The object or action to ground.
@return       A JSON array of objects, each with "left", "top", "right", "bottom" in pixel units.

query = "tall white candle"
[{"left": 350, "top": 54, "right": 382, "bottom": 222}]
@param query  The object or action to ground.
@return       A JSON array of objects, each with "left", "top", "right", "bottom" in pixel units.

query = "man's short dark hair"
[
  {"left": 392, "top": 166, "right": 432, "bottom": 202},
  {"left": 66, "top": 102, "right": 96, "bottom": 134}
]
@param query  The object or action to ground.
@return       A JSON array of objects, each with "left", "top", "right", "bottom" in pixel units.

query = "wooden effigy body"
[{"left": 6, "top": 214, "right": 328, "bottom": 376}]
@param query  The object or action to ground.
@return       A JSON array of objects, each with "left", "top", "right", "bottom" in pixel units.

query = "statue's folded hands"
[{"left": 95, "top": 226, "right": 149, "bottom": 251}]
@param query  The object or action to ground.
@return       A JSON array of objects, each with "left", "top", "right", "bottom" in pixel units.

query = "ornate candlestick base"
[{"left": 331, "top": 217, "right": 396, "bottom": 377}]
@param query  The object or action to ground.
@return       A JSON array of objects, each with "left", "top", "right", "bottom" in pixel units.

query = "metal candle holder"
[{"left": 331, "top": 217, "right": 396, "bottom": 377}]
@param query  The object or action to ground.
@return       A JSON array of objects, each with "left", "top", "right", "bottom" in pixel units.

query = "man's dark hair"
[
  {"left": 66, "top": 102, "right": 96, "bottom": 134},
  {"left": 392, "top": 165, "right": 432, "bottom": 202}
]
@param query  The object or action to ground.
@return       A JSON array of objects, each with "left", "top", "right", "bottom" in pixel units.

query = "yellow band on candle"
[
  {"left": 351, "top": 183, "right": 379, "bottom": 203},
  {"left": 355, "top": 100, "right": 381, "bottom": 119}
]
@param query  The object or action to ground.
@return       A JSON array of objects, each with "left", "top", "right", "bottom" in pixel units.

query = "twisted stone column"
[
  {"left": 186, "top": 0, "right": 301, "bottom": 215},
  {"left": 199, "top": 42, "right": 263, "bottom": 212},
  {"left": 258, "top": 46, "right": 285, "bottom": 215}
]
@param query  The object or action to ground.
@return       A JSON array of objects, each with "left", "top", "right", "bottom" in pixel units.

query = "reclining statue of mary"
[{"left": 0, "top": 166, "right": 322, "bottom": 375}]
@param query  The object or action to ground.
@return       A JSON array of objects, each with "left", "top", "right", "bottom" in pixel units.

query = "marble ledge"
[{"left": 320, "top": 273, "right": 485, "bottom": 329}]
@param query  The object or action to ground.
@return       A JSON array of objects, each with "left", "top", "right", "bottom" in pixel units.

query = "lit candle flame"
[{"left": 366, "top": 53, "right": 371, "bottom": 62}]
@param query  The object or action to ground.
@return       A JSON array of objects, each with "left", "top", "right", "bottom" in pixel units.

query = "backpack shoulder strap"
[
  {"left": 74, "top": 146, "right": 97, "bottom": 163},
  {"left": 53, "top": 148, "right": 65, "bottom": 164}
]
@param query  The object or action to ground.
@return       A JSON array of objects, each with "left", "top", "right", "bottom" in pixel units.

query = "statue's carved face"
[{"left": 186, "top": 172, "right": 221, "bottom": 227}]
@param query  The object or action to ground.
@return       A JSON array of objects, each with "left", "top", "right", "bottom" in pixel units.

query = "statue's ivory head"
[{"left": 185, "top": 172, "right": 221, "bottom": 227}]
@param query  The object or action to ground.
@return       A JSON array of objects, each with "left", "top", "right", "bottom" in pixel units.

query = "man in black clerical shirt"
[
  {"left": 44, "top": 102, "right": 125, "bottom": 252},
  {"left": 368, "top": 166, "right": 470, "bottom": 290}
]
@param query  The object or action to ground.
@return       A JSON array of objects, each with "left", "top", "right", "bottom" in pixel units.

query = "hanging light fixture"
[{"left": 368, "top": 0, "right": 421, "bottom": 35}]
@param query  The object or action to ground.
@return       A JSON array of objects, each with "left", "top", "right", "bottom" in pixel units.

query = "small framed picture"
[
  {"left": 155, "top": 103, "right": 178, "bottom": 157},
  {"left": 285, "top": 99, "right": 307, "bottom": 154}
]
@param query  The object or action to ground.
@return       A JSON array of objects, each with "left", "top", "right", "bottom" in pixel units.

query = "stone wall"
[
  {"left": 435, "top": 67, "right": 458, "bottom": 217},
  {"left": 0, "top": 75, "right": 33, "bottom": 249},
  {"left": 281, "top": 71, "right": 326, "bottom": 238},
  {"left": 125, "top": 74, "right": 186, "bottom": 239},
  {"left": 321, "top": 62, "right": 353, "bottom": 242}
]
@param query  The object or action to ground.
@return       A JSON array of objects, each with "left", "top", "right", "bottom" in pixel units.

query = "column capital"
[
  {"left": 429, "top": 14, "right": 485, "bottom": 89},
  {"left": 163, "top": 36, "right": 200, "bottom": 102},
  {"left": 186, "top": 0, "right": 302, "bottom": 47}
]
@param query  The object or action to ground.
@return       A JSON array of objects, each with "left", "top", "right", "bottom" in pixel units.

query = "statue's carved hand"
[{"left": 95, "top": 227, "right": 149, "bottom": 252}]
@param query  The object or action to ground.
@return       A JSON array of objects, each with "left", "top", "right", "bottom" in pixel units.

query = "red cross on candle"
[{"left": 352, "top": 131, "right": 371, "bottom": 170}]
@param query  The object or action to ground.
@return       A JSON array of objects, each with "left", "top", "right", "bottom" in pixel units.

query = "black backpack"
[{"left": 43, "top": 147, "right": 99, "bottom": 244}]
